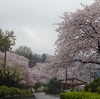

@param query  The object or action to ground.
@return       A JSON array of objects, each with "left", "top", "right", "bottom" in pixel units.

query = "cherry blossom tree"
[
  {"left": 0, "top": 51, "right": 33, "bottom": 85},
  {"left": 46, "top": 0, "right": 100, "bottom": 85},
  {"left": 55, "top": 0, "right": 100, "bottom": 68}
]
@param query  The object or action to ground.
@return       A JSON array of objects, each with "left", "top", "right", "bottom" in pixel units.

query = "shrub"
[
  {"left": 0, "top": 65, "right": 24, "bottom": 88},
  {"left": 43, "top": 86, "right": 48, "bottom": 92},
  {"left": 0, "top": 86, "right": 32, "bottom": 97},
  {"left": 34, "top": 82, "right": 42, "bottom": 91},
  {"left": 84, "top": 78, "right": 100, "bottom": 93},
  {"left": 45, "top": 78, "right": 61, "bottom": 94},
  {"left": 60, "top": 92, "right": 100, "bottom": 99},
  {"left": 96, "top": 86, "right": 100, "bottom": 94}
]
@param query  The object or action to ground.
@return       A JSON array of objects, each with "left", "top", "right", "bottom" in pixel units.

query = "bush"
[
  {"left": 60, "top": 92, "right": 100, "bottom": 99},
  {"left": 84, "top": 78, "right": 100, "bottom": 93},
  {"left": 0, "top": 65, "right": 24, "bottom": 88},
  {"left": 34, "top": 82, "right": 42, "bottom": 91},
  {"left": 45, "top": 78, "right": 61, "bottom": 94},
  {"left": 96, "top": 86, "right": 100, "bottom": 93},
  {"left": 43, "top": 86, "right": 48, "bottom": 92},
  {"left": 0, "top": 86, "right": 32, "bottom": 97}
]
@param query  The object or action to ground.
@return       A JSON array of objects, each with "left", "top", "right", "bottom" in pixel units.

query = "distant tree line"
[{"left": 15, "top": 46, "right": 52, "bottom": 68}]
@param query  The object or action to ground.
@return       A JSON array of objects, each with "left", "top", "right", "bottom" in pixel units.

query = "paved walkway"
[{"left": 34, "top": 92, "right": 60, "bottom": 99}]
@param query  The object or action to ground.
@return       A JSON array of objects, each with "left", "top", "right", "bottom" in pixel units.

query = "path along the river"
[{"left": 34, "top": 92, "right": 60, "bottom": 99}]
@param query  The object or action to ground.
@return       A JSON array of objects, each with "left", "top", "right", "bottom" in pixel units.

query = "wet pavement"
[{"left": 34, "top": 92, "right": 60, "bottom": 99}]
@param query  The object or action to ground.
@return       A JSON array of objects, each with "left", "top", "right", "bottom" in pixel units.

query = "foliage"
[
  {"left": 41, "top": 53, "right": 46, "bottom": 63},
  {"left": 60, "top": 92, "right": 100, "bottom": 99},
  {"left": 0, "top": 51, "right": 33, "bottom": 86},
  {"left": 0, "top": 86, "right": 32, "bottom": 97},
  {"left": 0, "top": 65, "right": 24, "bottom": 88},
  {"left": 15, "top": 46, "right": 33, "bottom": 59},
  {"left": 43, "top": 86, "right": 48, "bottom": 92},
  {"left": 34, "top": 82, "right": 42, "bottom": 90},
  {"left": 0, "top": 29, "right": 16, "bottom": 67},
  {"left": 15, "top": 46, "right": 41, "bottom": 68},
  {"left": 84, "top": 78, "right": 100, "bottom": 93},
  {"left": 53, "top": 0, "right": 100, "bottom": 73},
  {"left": 15, "top": 46, "right": 33, "bottom": 68},
  {"left": 15, "top": 45, "right": 33, "bottom": 68},
  {"left": 0, "top": 29, "right": 16, "bottom": 52},
  {"left": 30, "top": 53, "right": 41, "bottom": 67},
  {"left": 45, "top": 78, "right": 61, "bottom": 94}
]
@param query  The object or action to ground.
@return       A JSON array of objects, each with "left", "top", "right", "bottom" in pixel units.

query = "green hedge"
[
  {"left": 60, "top": 92, "right": 100, "bottom": 99},
  {"left": 0, "top": 86, "right": 32, "bottom": 97}
]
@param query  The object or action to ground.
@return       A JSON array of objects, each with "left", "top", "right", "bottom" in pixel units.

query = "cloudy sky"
[{"left": 0, "top": 0, "right": 94, "bottom": 55}]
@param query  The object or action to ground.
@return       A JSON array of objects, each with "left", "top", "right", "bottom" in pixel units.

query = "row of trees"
[
  {"left": 0, "top": 29, "right": 48, "bottom": 86},
  {"left": 0, "top": 28, "right": 53, "bottom": 88},
  {"left": 0, "top": 28, "right": 50, "bottom": 69},
  {"left": 15, "top": 46, "right": 48, "bottom": 68}
]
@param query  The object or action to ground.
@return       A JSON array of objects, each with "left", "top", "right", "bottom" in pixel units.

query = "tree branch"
[
  {"left": 54, "top": 59, "right": 100, "bottom": 65},
  {"left": 73, "top": 59, "right": 100, "bottom": 65}
]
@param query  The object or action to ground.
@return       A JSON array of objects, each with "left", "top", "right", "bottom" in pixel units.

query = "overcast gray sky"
[{"left": 0, "top": 0, "right": 94, "bottom": 55}]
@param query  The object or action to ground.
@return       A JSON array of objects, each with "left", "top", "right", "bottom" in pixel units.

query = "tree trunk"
[
  {"left": 4, "top": 46, "right": 6, "bottom": 73},
  {"left": 65, "top": 67, "right": 68, "bottom": 90}
]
